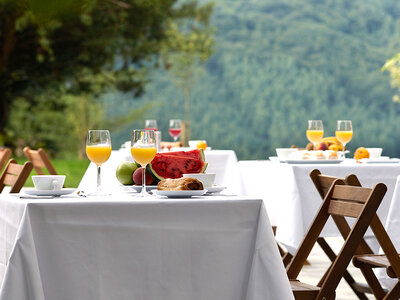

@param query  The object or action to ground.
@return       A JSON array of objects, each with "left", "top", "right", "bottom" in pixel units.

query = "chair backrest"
[
  {"left": 286, "top": 178, "right": 387, "bottom": 297},
  {"left": 0, "top": 159, "right": 33, "bottom": 193},
  {"left": 0, "top": 147, "right": 12, "bottom": 171},
  {"left": 23, "top": 147, "right": 58, "bottom": 175},
  {"left": 309, "top": 169, "right": 374, "bottom": 255}
]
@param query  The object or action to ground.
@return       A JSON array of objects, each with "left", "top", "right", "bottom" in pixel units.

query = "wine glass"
[
  {"left": 335, "top": 120, "right": 353, "bottom": 159},
  {"left": 168, "top": 119, "right": 182, "bottom": 142},
  {"left": 144, "top": 120, "right": 158, "bottom": 131},
  {"left": 306, "top": 120, "right": 324, "bottom": 150},
  {"left": 86, "top": 130, "right": 112, "bottom": 195},
  {"left": 131, "top": 130, "right": 157, "bottom": 197}
]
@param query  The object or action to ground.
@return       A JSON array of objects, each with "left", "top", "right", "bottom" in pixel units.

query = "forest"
[
  {"left": 3, "top": 0, "right": 400, "bottom": 160},
  {"left": 109, "top": 0, "right": 400, "bottom": 159}
]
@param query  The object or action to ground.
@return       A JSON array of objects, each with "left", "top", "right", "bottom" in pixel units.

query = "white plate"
[
  {"left": 359, "top": 158, "right": 400, "bottom": 164},
  {"left": 23, "top": 188, "right": 76, "bottom": 196},
  {"left": 153, "top": 190, "right": 207, "bottom": 198},
  {"left": 206, "top": 186, "right": 226, "bottom": 194},
  {"left": 132, "top": 185, "right": 158, "bottom": 192},
  {"left": 285, "top": 159, "right": 344, "bottom": 164}
]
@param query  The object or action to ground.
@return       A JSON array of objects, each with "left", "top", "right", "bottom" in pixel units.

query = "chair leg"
[
  {"left": 359, "top": 265, "right": 386, "bottom": 299},
  {"left": 273, "top": 226, "right": 293, "bottom": 267},
  {"left": 317, "top": 237, "right": 369, "bottom": 299},
  {"left": 385, "top": 282, "right": 400, "bottom": 300}
]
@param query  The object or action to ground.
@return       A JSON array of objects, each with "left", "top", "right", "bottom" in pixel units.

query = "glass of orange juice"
[
  {"left": 131, "top": 129, "right": 157, "bottom": 197},
  {"left": 306, "top": 120, "right": 324, "bottom": 150},
  {"left": 86, "top": 130, "right": 112, "bottom": 195},
  {"left": 336, "top": 120, "right": 353, "bottom": 159}
]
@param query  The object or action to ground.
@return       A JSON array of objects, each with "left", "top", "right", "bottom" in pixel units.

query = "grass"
[{"left": 15, "top": 157, "right": 90, "bottom": 188}]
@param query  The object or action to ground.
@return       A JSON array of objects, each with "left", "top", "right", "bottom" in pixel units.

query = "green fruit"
[{"left": 116, "top": 161, "right": 138, "bottom": 185}]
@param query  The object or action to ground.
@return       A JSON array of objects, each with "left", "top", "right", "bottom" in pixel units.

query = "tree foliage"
[
  {"left": 382, "top": 53, "right": 400, "bottom": 103},
  {"left": 0, "top": 0, "right": 213, "bottom": 155},
  {"left": 114, "top": 0, "right": 400, "bottom": 159},
  {"left": 161, "top": 2, "right": 215, "bottom": 145}
]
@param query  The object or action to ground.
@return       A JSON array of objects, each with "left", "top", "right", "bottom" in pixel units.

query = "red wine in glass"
[
  {"left": 169, "top": 128, "right": 182, "bottom": 139},
  {"left": 169, "top": 119, "right": 182, "bottom": 142}
]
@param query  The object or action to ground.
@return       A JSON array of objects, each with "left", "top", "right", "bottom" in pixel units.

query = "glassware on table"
[
  {"left": 168, "top": 119, "right": 182, "bottom": 142},
  {"left": 144, "top": 120, "right": 158, "bottom": 131},
  {"left": 131, "top": 129, "right": 157, "bottom": 197},
  {"left": 335, "top": 120, "right": 353, "bottom": 159},
  {"left": 306, "top": 120, "right": 324, "bottom": 150},
  {"left": 86, "top": 130, "right": 112, "bottom": 195}
]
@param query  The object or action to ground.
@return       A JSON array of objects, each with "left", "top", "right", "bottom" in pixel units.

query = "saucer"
[
  {"left": 206, "top": 186, "right": 226, "bottom": 194},
  {"left": 23, "top": 188, "right": 76, "bottom": 197},
  {"left": 132, "top": 185, "right": 158, "bottom": 192}
]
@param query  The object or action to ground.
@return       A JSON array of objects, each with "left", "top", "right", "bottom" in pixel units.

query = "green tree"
[
  {"left": 160, "top": 2, "right": 215, "bottom": 145},
  {"left": 0, "top": 0, "right": 214, "bottom": 154},
  {"left": 382, "top": 53, "right": 400, "bottom": 103}
]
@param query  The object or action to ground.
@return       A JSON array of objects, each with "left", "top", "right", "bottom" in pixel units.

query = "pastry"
[{"left": 157, "top": 177, "right": 204, "bottom": 191}]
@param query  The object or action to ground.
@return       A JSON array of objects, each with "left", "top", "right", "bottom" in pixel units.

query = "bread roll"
[{"left": 157, "top": 177, "right": 204, "bottom": 191}]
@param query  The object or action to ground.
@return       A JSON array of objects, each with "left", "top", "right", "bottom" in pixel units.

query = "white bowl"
[
  {"left": 276, "top": 148, "right": 298, "bottom": 160},
  {"left": 182, "top": 173, "right": 216, "bottom": 188},
  {"left": 366, "top": 148, "right": 383, "bottom": 159}
]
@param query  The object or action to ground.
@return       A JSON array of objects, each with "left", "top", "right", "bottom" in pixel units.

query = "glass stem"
[
  {"left": 342, "top": 143, "right": 346, "bottom": 159},
  {"left": 141, "top": 166, "right": 147, "bottom": 196},
  {"left": 97, "top": 165, "right": 101, "bottom": 193}
]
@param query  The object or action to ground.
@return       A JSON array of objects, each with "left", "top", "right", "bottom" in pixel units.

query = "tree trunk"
[{"left": 182, "top": 87, "right": 191, "bottom": 146}]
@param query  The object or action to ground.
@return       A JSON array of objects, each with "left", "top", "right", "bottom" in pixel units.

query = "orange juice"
[
  {"left": 306, "top": 130, "right": 324, "bottom": 144},
  {"left": 131, "top": 147, "right": 157, "bottom": 165},
  {"left": 86, "top": 145, "right": 112, "bottom": 165},
  {"left": 335, "top": 131, "right": 353, "bottom": 144}
]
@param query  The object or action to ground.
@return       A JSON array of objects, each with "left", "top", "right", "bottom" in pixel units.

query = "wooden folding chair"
[
  {"left": 0, "top": 147, "right": 12, "bottom": 171},
  {"left": 287, "top": 177, "right": 387, "bottom": 299},
  {"left": 352, "top": 205, "right": 400, "bottom": 298},
  {"left": 310, "top": 169, "right": 375, "bottom": 299},
  {"left": 23, "top": 147, "right": 58, "bottom": 175},
  {"left": 0, "top": 159, "right": 33, "bottom": 193}
]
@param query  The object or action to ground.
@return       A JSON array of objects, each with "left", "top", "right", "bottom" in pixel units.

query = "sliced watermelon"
[
  {"left": 160, "top": 149, "right": 205, "bottom": 161},
  {"left": 149, "top": 153, "right": 207, "bottom": 180}
]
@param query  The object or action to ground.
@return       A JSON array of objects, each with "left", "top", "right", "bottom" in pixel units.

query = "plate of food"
[
  {"left": 153, "top": 177, "right": 206, "bottom": 198},
  {"left": 285, "top": 159, "right": 344, "bottom": 164},
  {"left": 153, "top": 189, "right": 207, "bottom": 198}
]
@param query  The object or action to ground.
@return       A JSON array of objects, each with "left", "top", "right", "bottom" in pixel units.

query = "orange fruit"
[
  {"left": 354, "top": 147, "right": 369, "bottom": 160},
  {"left": 197, "top": 141, "right": 207, "bottom": 151}
]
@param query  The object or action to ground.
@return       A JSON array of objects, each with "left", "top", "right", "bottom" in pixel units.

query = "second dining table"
[{"left": 238, "top": 160, "right": 400, "bottom": 254}]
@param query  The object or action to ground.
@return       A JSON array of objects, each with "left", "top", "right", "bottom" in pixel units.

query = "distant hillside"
[{"left": 106, "top": 0, "right": 400, "bottom": 160}]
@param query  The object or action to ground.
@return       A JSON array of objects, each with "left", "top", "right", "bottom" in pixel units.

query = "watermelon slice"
[
  {"left": 160, "top": 149, "right": 205, "bottom": 161},
  {"left": 149, "top": 152, "right": 208, "bottom": 180}
]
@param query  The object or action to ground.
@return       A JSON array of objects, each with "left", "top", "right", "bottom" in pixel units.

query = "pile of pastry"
[
  {"left": 289, "top": 150, "right": 338, "bottom": 160},
  {"left": 157, "top": 177, "right": 204, "bottom": 191}
]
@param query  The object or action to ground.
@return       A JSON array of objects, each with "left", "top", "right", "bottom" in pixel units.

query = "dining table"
[
  {"left": 79, "top": 148, "right": 242, "bottom": 195},
  {"left": 0, "top": 190, "right": 294, "bottom": 300},
  {"left": 238, "top": 159, "right": 400, "bottom": 254}
]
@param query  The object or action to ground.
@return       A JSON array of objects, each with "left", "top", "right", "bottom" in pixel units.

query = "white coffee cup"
[
  {"left": 183, "top": 173, "right": 216, "bottom": 188},
  {"left": 32, "top": 175, "right": 65, "bottom": 191}
]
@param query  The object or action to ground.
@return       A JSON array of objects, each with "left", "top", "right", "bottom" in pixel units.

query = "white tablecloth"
[
  {"left": 238, "top": 160, "right": 400, "bottom": 254},
  {"left": 79, "top": 149, "right": 241, "bottom": 194},
  {"left": 0, "top": 193, "right": 293, "bottom": 300},
  {"left": 377, "top": 175, "right": 400, "bottom": 288}
]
